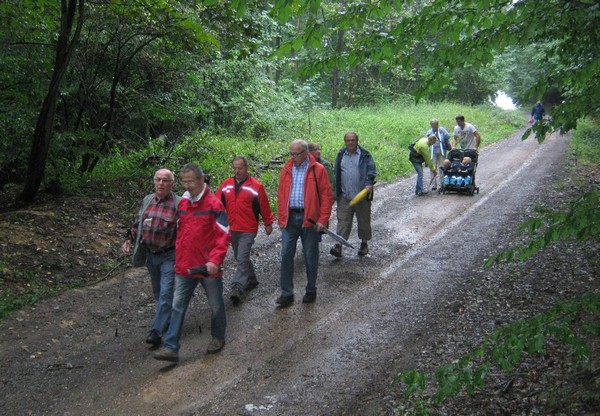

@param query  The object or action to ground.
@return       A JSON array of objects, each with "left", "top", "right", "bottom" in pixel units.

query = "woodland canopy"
[{"left": 0, "top": 0, "right": 598, "bottom": 203}]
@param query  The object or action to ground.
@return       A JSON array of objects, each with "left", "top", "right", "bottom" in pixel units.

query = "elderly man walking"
[
  {"left": 426, "top": 118, "right": 451, "bottom": 191},
  {"left": 276, "top": 139, "right": 333, "bottom": 307},
  {"left": 330, "top": 131, "right": 377, "bottom": 258},
  {"left": 121, "top": 168, "right": 180, "bottom": 348}
]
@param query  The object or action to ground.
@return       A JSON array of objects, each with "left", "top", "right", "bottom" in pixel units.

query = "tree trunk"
[
  {"left": 17, "top": 0, "right": 85, "bottom": 204},
  {"left": 331, "top": 5, "right": 346, "bottom": 109}
]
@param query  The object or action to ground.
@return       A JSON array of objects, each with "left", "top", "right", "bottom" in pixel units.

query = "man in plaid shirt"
[{"left": 121, "top": 168, "right": 179, "bottom": 348}]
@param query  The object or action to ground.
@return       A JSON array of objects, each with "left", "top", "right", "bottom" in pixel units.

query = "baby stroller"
[{"left": 441, "top": 149, "right": 479, "bottom": 196}]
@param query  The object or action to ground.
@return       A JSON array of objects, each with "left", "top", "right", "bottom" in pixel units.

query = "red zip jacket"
[
  {"left": 175, "top": 186, "right": 231, "bottom": 278},
  {"left": 215, "top": 175, "right": 274, "bottom": 233},
  {"left": 277, "top": 155, "right": 334, "bottom": 228}
]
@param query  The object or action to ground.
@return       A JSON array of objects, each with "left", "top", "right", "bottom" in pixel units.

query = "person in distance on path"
[{"left": 453, "top": 115, "right": 481, "bottom": 150}]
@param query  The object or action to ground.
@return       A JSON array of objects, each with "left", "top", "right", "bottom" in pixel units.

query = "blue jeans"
[
  {"left": 162, "top": 275, "right": 227, "bottom": 352},
  {"left": 412, "top": 161, "right": 424, "bottom": 194},
  {"left": 280, "top": 210, "right": 321, "bottom": 297},
  {"left": 145, "top": 250, "right": 175, "bottom": 335},
  {"left": 231, "top": 231, "right": 257, "bottom": 289}
]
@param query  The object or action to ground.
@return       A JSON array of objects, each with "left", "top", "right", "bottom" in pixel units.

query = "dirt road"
[{"left": 0, "top": 127, "right": 585, "bottom": 415}]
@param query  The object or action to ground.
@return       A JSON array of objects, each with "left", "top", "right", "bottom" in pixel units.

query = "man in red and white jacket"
[
  {"left": 216, "top": 156, "right": 274, "bottom": 305},
  {"left": 154, "top": 163, "right": 231, "bottom": 363}
]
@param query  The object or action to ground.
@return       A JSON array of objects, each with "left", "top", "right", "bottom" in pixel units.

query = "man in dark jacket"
[
  {"left": 531, "top": 101, "right": 545, "bottom": 122},
  {"left": 330, "top": 132, "right": 377, "bottom": 258}
]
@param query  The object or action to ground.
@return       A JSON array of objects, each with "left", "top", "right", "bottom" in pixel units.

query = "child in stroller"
[{"left": 441, "top": 149, "right": 479, "bottom": 195}]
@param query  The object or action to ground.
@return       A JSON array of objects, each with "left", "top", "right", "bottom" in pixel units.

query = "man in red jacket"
[
  {"left": 216, "top": 156, "right": 274, "bottom": 306},
  {"left": 154, "top": 163, "right": 231, "bottom": 363},
  {"left": 276, "top": 140, "right": 334, "bottom": 307}
]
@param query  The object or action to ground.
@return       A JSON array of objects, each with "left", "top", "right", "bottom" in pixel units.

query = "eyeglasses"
[
  {"left": 180, "top": 179, "right": 199, "bottom": 185},
  {"left": 154, "top": 178, "right": 174, "bottom": 183},
  {"left": 290, "top": 150, "right": 306, "bottom": 158}
]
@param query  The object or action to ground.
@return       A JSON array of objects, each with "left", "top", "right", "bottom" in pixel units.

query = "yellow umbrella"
[{"left": 349, "top": 188, "right": 370, "bottom": 206}]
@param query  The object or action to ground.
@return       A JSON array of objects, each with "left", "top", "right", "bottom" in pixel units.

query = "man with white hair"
[
  {"left": 426, "top": 118, "right": 451, "bottom": 191},
  {"left": 121, "top": 168, "right": 180, "bottom": 348}
]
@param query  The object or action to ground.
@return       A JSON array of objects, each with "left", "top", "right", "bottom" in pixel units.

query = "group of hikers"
[{"left": 121, "top": 115, "right": 481, "bottom": 363}]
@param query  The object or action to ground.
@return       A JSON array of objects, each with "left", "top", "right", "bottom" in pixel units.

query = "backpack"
[{"left": 408, "top": 141, "right": 425, "bottom": 163}]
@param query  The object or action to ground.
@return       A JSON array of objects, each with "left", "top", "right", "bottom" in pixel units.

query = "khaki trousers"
[{"left": 335, "top": 193, "right": 372, "bottom": 242}]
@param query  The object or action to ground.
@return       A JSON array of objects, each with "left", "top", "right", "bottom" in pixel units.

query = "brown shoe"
[{"left": 358, "top": 242, "right": 369, "bottom": 256}]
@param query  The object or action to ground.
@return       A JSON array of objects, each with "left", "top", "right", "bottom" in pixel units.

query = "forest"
[
  {"left": 0, "top": 0, "right": 598, "bottom": 204},
  {"left": 1, "top": 1, "right": 599, "bottom": 414}
]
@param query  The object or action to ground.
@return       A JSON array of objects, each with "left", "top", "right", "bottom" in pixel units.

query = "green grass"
[
  {"left": 569, "top": 117, "right": 600, "bottom": 168},
  {"left": 166, "top": 100, "right": 523, "bottom": 194},
  {"left": 91, "top": 99, "right": 523, "bottom": 207}
]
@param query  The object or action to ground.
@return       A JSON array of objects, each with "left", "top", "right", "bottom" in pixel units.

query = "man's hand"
[
  {"left": 265, "top": 224, "right": 273, "bottom": 236},
  {"left": 121, "top": 240, "right": 131, "bottom": 255},
  {"left": 206, "top": 262, "right": 219, "bottom": 275},
  {"left": 315, "top": 222, "right": 326, "bottom": 233}
]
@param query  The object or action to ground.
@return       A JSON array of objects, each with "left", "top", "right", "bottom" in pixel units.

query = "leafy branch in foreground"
[
  {"left": 396, "top": 292, "right": 600, "bottom": 410},
  {"left": 485, "top": 190, "right": 600, "bottom": 267}
]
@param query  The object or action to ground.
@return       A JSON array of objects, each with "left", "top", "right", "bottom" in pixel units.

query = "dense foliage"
[
  {"left": 1, "top": 0, "right": 598, "bottom": 202},
  {"left": 274, "top": 0, "right": 599, "bottom": 135}
]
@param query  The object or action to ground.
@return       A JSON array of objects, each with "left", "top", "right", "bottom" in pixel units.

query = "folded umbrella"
[
  {"left": 349, "top": 188, "right": 370, "bottom": 206},
  {"left": 308, "top": 218, "right": 355, "bottom": 249}
]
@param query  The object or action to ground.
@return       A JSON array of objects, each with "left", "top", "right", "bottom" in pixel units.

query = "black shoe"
[
  {"left": 206, "top": 338, "right": 225, "bottom": 354},
  {"left": 276, "top": 295, "right": 294, "bottom": 308},
  {"left": 358, "top": 242, "right": 369, "bottom": 256},
  {"left": 245, "top": 277, "right": 259, "bottom": 291},
  {"left": 146, "top": 330, "right": 161, "bottom": 347},
  {"left": 229, "top": 286, "right": 243, "bottom": 306},
  {"left": 154, "top": 347, "right": 179, "bottom": 362},
  {"left": 329, "top": 244, "right": 342, "bottom": 258},
  {"left": 302, "top": 291, "right": 317, "bottom": 303}
]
